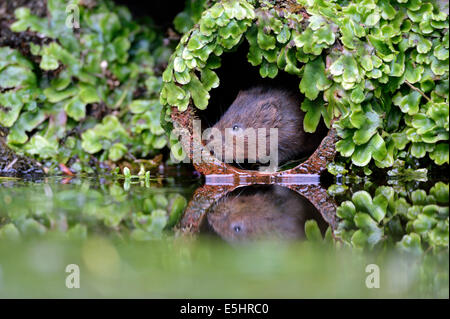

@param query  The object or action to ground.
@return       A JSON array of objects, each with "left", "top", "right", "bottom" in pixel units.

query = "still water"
[{"left": 0, "top": 169, "right": 448, "bottom": 298}]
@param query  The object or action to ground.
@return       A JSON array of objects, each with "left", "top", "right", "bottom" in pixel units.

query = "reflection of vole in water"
[
  {"left": 205, "top": 185, "right": 328, "bottom": 242},
  {"left": 207, "top": 86, "right": 327, "bottom": 166}
]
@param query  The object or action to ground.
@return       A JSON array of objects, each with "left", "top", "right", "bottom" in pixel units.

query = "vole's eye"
[
  {"left": 233, "top": 225, "right": 242, "bottom": 233},
  {"left": 232, "top": 125, "right": 240, "bottom": 131}
]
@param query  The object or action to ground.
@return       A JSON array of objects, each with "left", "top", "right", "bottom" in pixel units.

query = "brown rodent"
[
  {"left": 207, "top": 86, "right": 327, "bottom": 167},
  {"left": 205, "top": 185, "right": 328, "bottom": 242}
]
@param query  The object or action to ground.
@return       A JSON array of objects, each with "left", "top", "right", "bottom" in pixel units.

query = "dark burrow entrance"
[{"left": 197, "top": 43, "right": 329, "bottom": 171}]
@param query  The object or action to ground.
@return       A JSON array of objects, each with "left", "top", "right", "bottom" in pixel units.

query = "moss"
[
  {"left": 0, "top": 0, "right": 172, "bottom": 174},
  {"left": 161, "top": 0, "right": 449, "bottom": 172}
]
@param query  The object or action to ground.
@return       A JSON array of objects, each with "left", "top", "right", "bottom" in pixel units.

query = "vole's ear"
[{"left": 260, "top": 100, "right": 278, "bottom": 111}]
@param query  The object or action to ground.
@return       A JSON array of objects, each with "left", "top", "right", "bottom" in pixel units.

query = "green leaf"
[
  {"left": 257, "top": 29, "right": 276, "bottom": 50},
  {"left": 393, "top": 91, "right": 421, "bottom": 115},
  {"left": 0, "top": 92, "right": 24, "bottom": 127},
  {"left": 0, "top": 224, "right": 21, "bottom": 241},
  {"left": 44, "top": 86, "right": 78, "bottom": 103},
  {"left": 430, "top": 143, "right": 449, "bottom": 165},
  {"left": 259, "top": 61, "right": 278, "bottom": 78},
  {"left": 352, "top": 111, "right": 382, "bottom": 145},
  {"left": 173, "top": 57, "right": 187, "bottom": 73},
  {"left": 185, "top": 76, "right": 210, "bottom": 110},
  {"left": 337, "top": 201, "right": 356, "bottom": 220},
  {"left": 153, "top": 136, "right": 167, "bottom": 149},
  {"left": 0, "top": 65, "right": 36, "bottom": 89},
  {"left": 301, "top": 98, "right": 325, "bottom": 133},
  {"left": 397, "top": 233, "right": 422, "bottom": 255},
  {"left": 166, "top": 195, "right": 188, "bottom": 228},
  {"left": 305, "top": 220, "right": 323, "bottom": 242},
  {"left": 109, "top": 143, "right": 127, "bottom": 161},
  {"left": 130, "top": 100, "right": 151, "bottom": 114},
  {"left": 365, "top": 13, "right": 380, "bottom": 27},
  {"left": 201, "top": 68, "right": 220, "bottom": 91},
  {"left": 300, "top": 58, "right": 331, "bottom": 100},
  {"left": 336, "top": 137, "right": 355, "bottom": 157},
  {"left": 79, "top": 86, "right": 101, "bottom": 104},
  {"left": 276, "top": 25, "right": 291, "bottom": 44},
  {"left": 354, "top": 213, "right": 378, "bottom": 232},
  {"left": 430, "top": 182, "right": 449, "bottom": 205},
  {"left": 64, "top": 97, "right": 86, "bottom": 121},
  {"left": 353, "top": 133, "right": 387, "bottom": 167},
  {"left": 24, "top": 135, "right": 58, "bottom": 159},
  {"left": 40, "top": 54, "right": 59, "bottom": 70},
  {"left": 413, "top": 214, "right": 437, "bottom": 233},
  {"left": 81, "top": 129, "right": 103, "bottom": 154}
]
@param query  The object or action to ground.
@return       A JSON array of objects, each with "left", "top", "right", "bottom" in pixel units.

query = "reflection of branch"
[{"left": 405, "top": 80, "right": 431, "bottom": 102}]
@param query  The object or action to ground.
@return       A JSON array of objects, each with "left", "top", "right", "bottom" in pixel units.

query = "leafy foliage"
[
  {"left": 334, "top": 181, "right": 449, "bottom": 253},
  {"left": 0, "top": 176, "right": 190, "bottom": 241},
  {"left": 0, "top": 0, "right": 169, "bottom": 173},
  {"left": 161, "top": 0, "right": 449, "bottom": 170},
  {"left": 174, "top": 0, "right": 213, "bottom": 34}
]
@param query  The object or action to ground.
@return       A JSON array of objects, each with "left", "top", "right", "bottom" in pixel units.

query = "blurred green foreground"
[{"left": 0, "top": 175, "right": 448, "bottom": 298}]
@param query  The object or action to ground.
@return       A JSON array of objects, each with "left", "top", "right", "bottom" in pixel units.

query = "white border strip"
[{"left": 205, "top": 174, "right": 321, "bottom": 186}]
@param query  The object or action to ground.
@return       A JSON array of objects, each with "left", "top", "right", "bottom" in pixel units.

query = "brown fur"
[
  {"left": 208, "top": 86, "right": 326, "bottom": 166},
  {"left": 206, "top": 186, "right": 328, "bottom": 242}
]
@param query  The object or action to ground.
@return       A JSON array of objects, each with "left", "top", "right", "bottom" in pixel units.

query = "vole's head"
[
  {"left": 214, "top": 86, "right": 285, "bottom": 133},
  {"left": 206, "top": 186, "right": 320, "bottom": 243},
  {"left": 205, "top": 86, "right": 296, "bottom": 163}
]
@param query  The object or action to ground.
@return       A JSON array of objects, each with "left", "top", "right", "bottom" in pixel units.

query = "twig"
[
  {"left": 4, "top": 157, "right": 18, "bottom": 171},
  {"left": 405, "top": 81, "right": 431, "bottom": 102}
]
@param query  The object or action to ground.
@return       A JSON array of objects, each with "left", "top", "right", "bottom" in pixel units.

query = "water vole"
[
  {"left": 207, "top": 86, "right": 326, "bottom": 168},
  {"left": 205, "top": 185, "right": 328, "bottom": 242}
]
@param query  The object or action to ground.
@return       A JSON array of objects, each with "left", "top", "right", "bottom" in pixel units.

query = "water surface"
[{"left": 0, "top": 170, "right": 448, "bottom": 298}]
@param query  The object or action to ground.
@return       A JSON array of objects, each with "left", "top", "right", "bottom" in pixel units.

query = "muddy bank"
[
  {"left": 0, "top": 1, "right": 46, "bottom": 176},
  {"left": 0, "top": 137, "right": 43, "bottom": 176},
  {"left": 0, "top": 1, "right": 49, "bottom": 59}
]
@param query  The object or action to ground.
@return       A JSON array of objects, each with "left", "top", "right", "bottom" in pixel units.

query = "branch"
[{"left": 405, "top": 81, "right": 431, "bottom": 102}]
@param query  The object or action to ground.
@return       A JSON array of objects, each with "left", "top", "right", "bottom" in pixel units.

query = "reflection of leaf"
[
  {"left": 305, "top": 220, "right": 323, "bottom": 242},
  {"left": 166, "top": 195, "right": 188, "bottom": 228}
]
